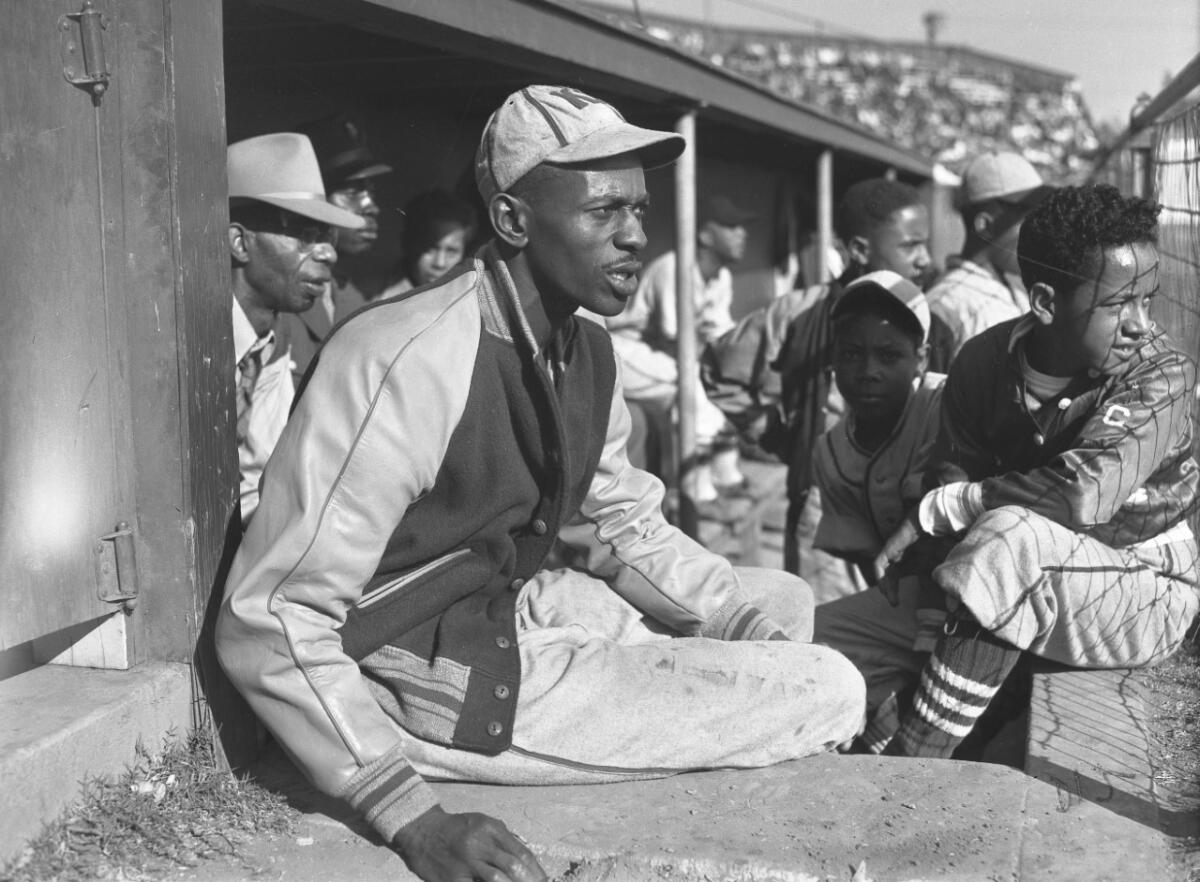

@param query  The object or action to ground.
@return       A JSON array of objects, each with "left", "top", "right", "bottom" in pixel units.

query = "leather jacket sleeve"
[
  {"left": 569, "top": 372, "right": 783, "bottom": 640},
  {"left": 215, "top": 282, "right": 482, "bottom": 843}
]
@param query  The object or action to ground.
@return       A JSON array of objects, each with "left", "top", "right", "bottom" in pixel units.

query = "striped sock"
[{"left": 885, "top": 618, "right": 1019, "bottom": 758}]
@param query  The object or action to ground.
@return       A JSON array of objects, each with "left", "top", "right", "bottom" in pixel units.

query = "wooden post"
[
  {"left": 675, "top": 109, "right": 699, "bottom": 537},
  {"left": 817, "top": 148, "right": 834, "bottom": 284}
]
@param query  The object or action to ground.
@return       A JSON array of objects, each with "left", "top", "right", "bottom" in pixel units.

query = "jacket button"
[
  {"left": 1033, "top": 433, "right": 1045, "bottom": 446},
  {"left": 487, "top": 721, "right": 504, "bottom": 737},
  {"left": 510, "top": 578, "right": 526, "bottom": 592},
  {"left": 495, "top": 635, "right": 512, "bottom": 649},
  {"left": 494, "top": 684, "right": 511, "bottom": 700},
  {"left": 531, "top": 518, "right": 548, "bottom": 535}
]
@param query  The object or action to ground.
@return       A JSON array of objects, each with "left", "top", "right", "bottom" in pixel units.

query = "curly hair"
[
  {"left": 835, "top": 179, "right": 923, "bottom": 242},
  {"left": 1017, "top": 184, "right": 1161, "bottom": 294}
]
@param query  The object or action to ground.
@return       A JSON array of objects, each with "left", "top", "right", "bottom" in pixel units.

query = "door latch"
[
  {"left": 95, "top": 521, "right": 138, "bottom": 611},
  {"left": 59, "top": 0, "right": 110, "bottom": 100}
]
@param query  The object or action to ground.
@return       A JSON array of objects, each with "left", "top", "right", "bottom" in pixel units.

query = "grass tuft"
[{"left": 1, "top": 728, "right": 296, "bottom": 882}]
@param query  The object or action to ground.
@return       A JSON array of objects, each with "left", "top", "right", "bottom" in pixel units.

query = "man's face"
[
  {"left": 1051, "top": 241, "right": 1158, "bottom": 375},
  {"left": 520, "top": 155, "right": 649, "bottom": 318},
  {"left": 702, "top": 220, "right": 748, "bottom": 265},
  {"left": 832, "top": 312, "right": 923, "bottom": 427},
  {"left": 979, "top": 200, "right": 1031, "bottom": 276},
  {"left": 864, "top": 205, "right": 931, "bottom": 283},
  {"left": 328, "top": 181, "right": 380, "bottom": 256},
  {"left": 241, "top": 211, "right": 338, "bottom": 314}
]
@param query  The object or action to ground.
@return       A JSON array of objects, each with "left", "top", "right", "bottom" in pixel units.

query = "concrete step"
[
  {"left": 185, "top": 746, "right": 1174, "bottom": 882},
  {"left": 0, "top": 661, "right": 193, "bottom": 865}
]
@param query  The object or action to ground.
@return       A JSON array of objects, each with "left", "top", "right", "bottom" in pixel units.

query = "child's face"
[
  {"left": 833, "top": 313, "right": 924, "bottom": 428},
  {"left": 863, "top": 205, "right": 931, "bottom": 284},
  {"left": 1052, "top": 241, "right": 1158, "bottom": 375}
]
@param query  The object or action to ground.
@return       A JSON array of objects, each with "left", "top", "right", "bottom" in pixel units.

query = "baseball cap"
[
  {"left": 297, "top": 112, "right": 393, "bottom": 189},
  {"left": 227, "top": 133, "right": 365, "bottom": 229},
  {"left": 832, "top": 270, "right": 931, "bottom": 343},
  {"left": 959, "top": 151, "right": 1052, "bottom": 209},
  {"left": 475, "top": 85, "right": 686, "bottom": 203},
  {"left": 700, "top": 194, "right": 756, "bottom": 226}
]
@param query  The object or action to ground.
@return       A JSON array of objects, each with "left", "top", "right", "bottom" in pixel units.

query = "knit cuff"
[
  {"left": 917, "top": 481, "right": 985, "bottom": 536},
  {"left": 338, "top": 744, "right": 441, "bottom": 843},
  {"left": 701, "top": 595, "right": 789, "bottom": 641}
]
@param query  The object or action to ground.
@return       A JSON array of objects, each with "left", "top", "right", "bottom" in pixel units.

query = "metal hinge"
[
  {"left": 59, "top": 0, "right": 110, "bottom": 100},
  {"left": 95, "top": 522, "right": 138, "bottom": 611}
]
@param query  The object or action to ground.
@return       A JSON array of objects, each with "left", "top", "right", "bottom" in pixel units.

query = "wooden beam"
[{"left": 675, "top": 109, "right": 699, "bottom": 537}]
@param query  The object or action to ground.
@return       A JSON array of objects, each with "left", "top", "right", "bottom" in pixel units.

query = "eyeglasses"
[{"left": 274, "top": 211, "right": 338, "bottom": 249}]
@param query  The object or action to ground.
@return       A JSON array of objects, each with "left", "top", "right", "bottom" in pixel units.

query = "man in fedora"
[
  {"left": 217, "top": 86, "right": 864, "bottom": 882},
  {"left": 926, "top": 150, "right": 1053, "bottom": 360},
  {"left": 226, "top": 132, "right": 364, "bottom": 523},
  {"left": 276, "top": 113, "right": 394, "bottom": 385}
]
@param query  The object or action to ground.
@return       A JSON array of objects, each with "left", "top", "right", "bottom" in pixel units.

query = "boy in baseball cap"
[
  {"left": 813, "top": 271, "right": 950, "bottom": 721},
  {"left": 927, "top": 151, "right": 1054, "bottom": 359},
  {"left": 218, "top": 85, "right": 865, "bottom": 882},
  {"left": 818, "top": 184, "right": 1199, "bottom": 759}
]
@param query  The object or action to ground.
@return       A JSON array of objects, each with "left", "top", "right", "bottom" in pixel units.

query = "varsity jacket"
[
  {"left": 935, "top": 316, "right": 1200, "bottom": 548},
  {"left": 215, "top": 244, "right": 768, "bottom": 844}
]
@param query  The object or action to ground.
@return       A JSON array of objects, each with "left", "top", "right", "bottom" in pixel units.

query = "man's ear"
[
  {"left": 228, "top": 223, "right": 251, "bottom": 266},
  {"left": 846, "top": 234, "right": 870, "bottom": 268},
  {"left": 1028, "top": 281, "right": 1057, "bottom": 325},
  {"left": 697, "top": 222, "right": 715, "bottom": 250},
  {"left": 972, "top": 209, "right": 995, "bottom": 240},
  {"left": 489, "top": 193, "right": 531, "bottom": 249}
]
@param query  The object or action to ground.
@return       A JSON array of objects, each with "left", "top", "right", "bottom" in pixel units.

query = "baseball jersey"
[
  {"left": 814, "top": 372, "right": 946, "bottom": 559},
  {"left": 933, "top": 316, "right": 1199, "bottom": 549},
  {"left": 925, "top": 258, "right": 1029, "bottom": 360}
]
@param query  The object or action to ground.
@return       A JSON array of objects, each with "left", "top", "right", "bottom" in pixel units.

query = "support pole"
[
  {"left": 816, "top": 148, "right": 834, "bottom": 284},
  {"left": 674, "top": 109, "right": 698, "bottom": 537}
]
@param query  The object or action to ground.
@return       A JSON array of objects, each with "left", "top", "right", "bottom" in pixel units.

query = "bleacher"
[{"left": 583, "top": 4, "right": 1101, "bottom": 184}]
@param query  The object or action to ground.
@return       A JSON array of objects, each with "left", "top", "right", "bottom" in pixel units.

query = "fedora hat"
[{"left": 227, "top": 133, "right": 365, "bottom": 229}]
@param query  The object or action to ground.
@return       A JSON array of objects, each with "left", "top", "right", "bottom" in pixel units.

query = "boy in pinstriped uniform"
[
  {"left": 812, "top": 271, "right": 946, "bottom": 632},
  {"left": 815, "top": 184, "right": 1200, "bottom": 758}
]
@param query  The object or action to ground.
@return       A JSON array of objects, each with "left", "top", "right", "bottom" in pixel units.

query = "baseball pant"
[
  {"left": 367, "top": 566, "right": 866, "bottom": 784},
  {"left": 815, "top": 505, "right": 1200, "bottom": 718}
]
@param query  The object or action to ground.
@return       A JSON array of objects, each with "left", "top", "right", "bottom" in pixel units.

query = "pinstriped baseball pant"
[
  {"left": 814, "top": 506, "right": 1200, "bottom": 718},
  {"left": 365, "top": 566, "right": 866, "bottom": 784}
]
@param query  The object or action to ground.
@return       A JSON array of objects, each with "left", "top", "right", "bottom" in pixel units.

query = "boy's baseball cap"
[
  {"left": 475, "top": 85, "right": 686, "bottom": 203},
  {"left": 833, "top": 270, "right": 931, "bottom": 343},
  {"left": 227, "top": 133, "right": 365, "bottom": 229},
  {"left": 959, "top": 151, "right": 1052, "bottom": 209}
]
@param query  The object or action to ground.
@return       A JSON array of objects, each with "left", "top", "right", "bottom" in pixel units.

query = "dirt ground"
[{"left": 1134, "top": 631, "right": 1200, "bottom": 881}]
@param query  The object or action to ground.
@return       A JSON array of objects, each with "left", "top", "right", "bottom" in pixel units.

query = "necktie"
[{"left": 235, "top": 348, "right": 262, "bottom": 443}]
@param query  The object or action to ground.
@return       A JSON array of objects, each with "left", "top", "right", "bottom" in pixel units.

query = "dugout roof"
[{"left": 225, "top": 0, "right": 933, "bottom": 182}]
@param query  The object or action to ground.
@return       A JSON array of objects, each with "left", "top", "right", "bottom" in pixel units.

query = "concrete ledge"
[
  {"left": 226, "top": 748, "right": 1172, "bottom": 882},
  {"left": 0, "top": 661, "right": 193, "bottom": 865},
  {"left": 1026, "top": 666, "right": 1198, "bottom": 836}
]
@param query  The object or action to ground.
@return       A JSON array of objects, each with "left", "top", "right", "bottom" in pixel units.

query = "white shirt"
[
  {"left": 611, "top": 251, "right": 736, "bottom": 350},
  {"left": 233, "top": 298, "right": 295, "bottom": 523}
]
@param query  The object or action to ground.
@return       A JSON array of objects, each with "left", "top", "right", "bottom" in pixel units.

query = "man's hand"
[
  {"left": 393, "top": 806, "right": 547, "bottom": 882},
  {"left": 872, "top": 516, "right": 922, "bottom": 606}
]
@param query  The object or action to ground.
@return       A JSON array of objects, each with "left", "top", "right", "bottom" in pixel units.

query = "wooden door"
[{"left": 0, "top": 1, "right": 138, "bottom": 665}]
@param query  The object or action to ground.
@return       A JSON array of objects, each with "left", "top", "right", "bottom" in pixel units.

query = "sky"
[{"left": 588, "top": 0, "right": 1199, "bottom": 127}]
